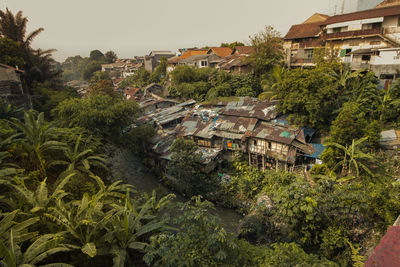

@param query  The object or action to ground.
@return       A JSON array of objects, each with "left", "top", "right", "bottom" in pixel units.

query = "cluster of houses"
[
  {"left": 166, "top": 46, "right": 255, "bottom": 74},
  {"left": 284, "top": 0, "right": 400, "bottom": 86},
  {"left": 134, "top": 95, "right": 320, "bottom": 173},
  {"left": 101, "top": 57, "right": 144, "bottom": 78}
]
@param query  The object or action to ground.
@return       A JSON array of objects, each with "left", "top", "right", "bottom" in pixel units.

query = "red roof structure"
[
  {"left": 322, "top": 5, "right": 400, "bottom": 25},
  {"left": 365, "top": 218, "right": 400, "bottom": 266},
  {"left": 284, "top": 22, "right": 324, "bottom": 40}
]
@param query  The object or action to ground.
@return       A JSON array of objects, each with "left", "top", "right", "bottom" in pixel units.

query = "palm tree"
[
  {"left": 0, "top": 9, "right": 43, "bottom": 49},
  {"left": 104, "top": 191, "right": 174, "bottom": 267},
  {"left": 325, "top": 137, "right": 374, "bottom": 178},
  {"left": 0, "top": 9, "right": 58, "bottom": 85},
  {"left": 10, "top": 111, "right": 67, "bottom": 178},
  {"left": 0, "top": 230, "right": 76, "bottom": 267},
  {"left": 49, "top": 135, "right": 107, "bottom": 176}
]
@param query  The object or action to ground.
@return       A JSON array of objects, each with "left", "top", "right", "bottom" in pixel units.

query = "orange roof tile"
[
  {"left": 167, "top": 49, "right": 208, "bottom": 64},
  {"left": 207, "top": 47, "right": 233, "bottom": 58}
]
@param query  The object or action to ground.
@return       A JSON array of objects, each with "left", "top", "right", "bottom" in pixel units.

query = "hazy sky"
[{"left": 1, "top": 0, "right": 362, "bottom": 62}]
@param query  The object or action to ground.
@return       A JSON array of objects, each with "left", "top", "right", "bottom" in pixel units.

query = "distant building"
[{"left": 144, "top": 51, "right": 175, "bottom": 73}]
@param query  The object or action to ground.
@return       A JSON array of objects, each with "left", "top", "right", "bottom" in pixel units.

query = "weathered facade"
[
  {"left": 0, "top": 64, "right": 30, "bottom": 107},
  {"left": 284, "top": 2, "right": 400, "bottom": 74},
  {"left": 174, "top": 97, "right": 314, "bottom": 170}
]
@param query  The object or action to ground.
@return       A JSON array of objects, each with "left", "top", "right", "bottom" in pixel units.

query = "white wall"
[{"left": 373, "top": 49, "right": 400, "bottom": 64}]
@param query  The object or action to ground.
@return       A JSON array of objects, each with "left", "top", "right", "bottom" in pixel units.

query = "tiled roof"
[
  {"left": 321, "top": 5, "right": 400, "bottom": 25},
  {"left": 284, "top": 22, "right": 323, "bottom": 40},
  {"left": 167, "top": 49, "right": 208, "bottom": 64},
  {"left": 233, "top": 46, "right": 256, "bottom": 55},
  {"left": 207, "top": 47, "right": 233, "bottom": 58}
]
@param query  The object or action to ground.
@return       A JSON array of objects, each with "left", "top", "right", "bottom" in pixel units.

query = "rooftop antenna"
[{"left": 341, "top": 0, "right": 345, "bottom": 14}]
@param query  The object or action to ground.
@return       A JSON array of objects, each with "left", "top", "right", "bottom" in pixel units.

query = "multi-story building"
[
  {"left": 284, "top": 0, "right": 400, "bottom": 82},
  {"left": 144, "top": 51, "right": 175, "bottom": 73},
  {"left": 283, "top": 13, "right": 329, "bottom": 67}
]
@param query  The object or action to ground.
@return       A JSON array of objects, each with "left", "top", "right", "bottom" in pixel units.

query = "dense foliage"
[{"left": 52, "top": 95, "right": 140, "bottom": 139}]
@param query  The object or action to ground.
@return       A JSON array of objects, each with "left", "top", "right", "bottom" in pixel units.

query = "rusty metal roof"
[{"left": 220, "top": 97, "right": 278, "bottom": 121}]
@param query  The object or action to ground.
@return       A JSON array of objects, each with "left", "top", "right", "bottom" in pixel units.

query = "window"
[
  {"left": 200, "top": 60, "right": 208, "bottom": 67},
  {"left": 253, "top": 140, "right": 257, "bottom": 146},
  {"left": 268, "top": 142, "right": 271, "bottom": 149},
  {"left": 333, "top": 27, "right": 341, "bottom": 33},
  {"left": 304, "top": 49, "right": 313, "bottom": 59},
  {"left": 361, "top": 55, "right": 371, "bottom": 61}
]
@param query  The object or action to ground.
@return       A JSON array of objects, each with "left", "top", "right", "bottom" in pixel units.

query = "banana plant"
[
  {"left": 46, "top": 193, "right": 117, "bottom": 258},
  {"left": 0, "top": 209, "right": 39, "bottom": 245},
  {"left": 10, "top": 111, "right": 67, "bottom": 179},
  {"left": 325, "top": 137, "right": 374, "bottom": 178},
  {"left": 49, "top": 135, "right": 107, "bottom": 176},
  {"left": 2, "top": 173, "right": 74, "bottom": 214},
  {"left": 0, "top": 229, "right": 77, "bottom": 267},
  {"left": 89, "top": 175, "right": 135, "bottom": 204},
  {"left": 104, "top": 191, "right": 174, "bottom": 267}
]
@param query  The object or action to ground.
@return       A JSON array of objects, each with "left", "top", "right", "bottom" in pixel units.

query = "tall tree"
[
  {"left": 89, "top": 50, "right": 105, "bottom": 61},
  {"left": 0, "top": 9, "right": 59, "bottom": 85},
  {"left": 0, "top": 8, "right": 43, "bottom": 49},
  {"left": 104, "top": 51, "right": 117, "bottom": 63},
  {"left": 248, "top": 26, "right": 283, "bottom": 76}
]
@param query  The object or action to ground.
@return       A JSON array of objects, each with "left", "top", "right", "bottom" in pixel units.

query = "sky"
[{"left": 0, "top": 0, "right": 366, "bottom": 62}]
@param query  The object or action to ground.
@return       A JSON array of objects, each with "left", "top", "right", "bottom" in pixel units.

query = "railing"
[
  {"left": 323, "top": 28, "right": 382, "bottom": 39},
  {"left": 290, "top": 58, "right": 314, "bottom": 64},
  {"left": 291, "top": 40, "right": 323, "bottom": 49}
]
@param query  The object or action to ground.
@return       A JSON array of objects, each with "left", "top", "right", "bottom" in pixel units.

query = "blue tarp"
[{"left": 305, "top": 143, "right": 325, "bottom": 159}]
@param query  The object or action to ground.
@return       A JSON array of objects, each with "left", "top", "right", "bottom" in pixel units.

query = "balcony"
[
  {"left": 323, "top": 28, "right": 382, "bottom": 40},
  {"left": 290, "top": 58, "right": 315, "bottom": 66},
  {"left": 291, "top": 40, "right": 323, "bottom": 49}
]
